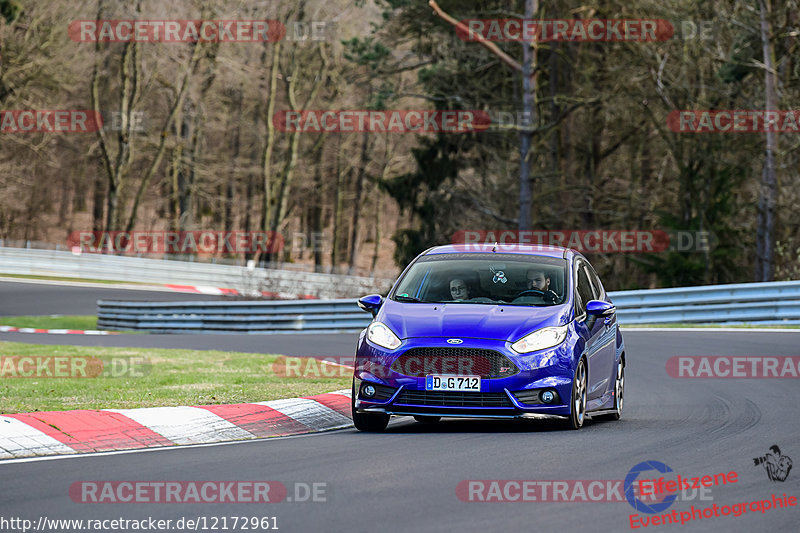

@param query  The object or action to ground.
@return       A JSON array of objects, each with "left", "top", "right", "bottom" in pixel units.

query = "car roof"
[{"left": 424, "top": 243, "right": 573, "bottom": 259}]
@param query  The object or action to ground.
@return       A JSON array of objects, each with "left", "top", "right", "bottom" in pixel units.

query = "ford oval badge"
[{"left": 447, "top": 338, "right": 463, "bottom": 344}]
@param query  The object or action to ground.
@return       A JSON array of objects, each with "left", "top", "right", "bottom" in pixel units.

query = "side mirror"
[
  {"left": 586, "top": 300, "right": 616, "bottom": 317},
  {"left": 357, "top": 294, "right": 384, "bottom": 317}
]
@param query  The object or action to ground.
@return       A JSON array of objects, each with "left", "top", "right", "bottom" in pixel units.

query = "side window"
[
  {"left": 585, "top": 263, "right": 604, "bottom": 300},
  {"left": 574, "top": 263, "right": 593, "bottom": 315}
]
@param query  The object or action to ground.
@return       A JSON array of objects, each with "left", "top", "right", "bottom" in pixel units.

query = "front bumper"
[{"left": 353, "top": 334, "right": 577, "bottom": 418}]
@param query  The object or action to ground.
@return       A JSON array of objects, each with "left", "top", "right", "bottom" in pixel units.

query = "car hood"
[{"left": 378, "top": 300, "right": 572, "bottom": 342}]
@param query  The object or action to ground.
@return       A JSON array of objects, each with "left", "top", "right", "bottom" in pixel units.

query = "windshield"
[{"left": 392, "top": 253, "right": 568, "bottom": 306}]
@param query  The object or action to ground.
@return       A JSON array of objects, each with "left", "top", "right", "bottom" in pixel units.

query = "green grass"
[
  {"left": 0, "top": 273, "right": 147, "bottom": 285},
  {"left": 0, "top": 315, "right": 98, "bottom": 330},
  {"left": 0, "top": 341, "right": 351, "bottom": 413}
]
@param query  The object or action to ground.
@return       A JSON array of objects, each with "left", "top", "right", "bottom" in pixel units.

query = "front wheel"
[
  {"left": 568, "top": 359, "right": 587, "bottom": 430},
  {"left": 351, "top": 380, "right": 390, "bottom": 432},
  {"left": 595, "top": 359, "right": 624, "bottom": 421}
]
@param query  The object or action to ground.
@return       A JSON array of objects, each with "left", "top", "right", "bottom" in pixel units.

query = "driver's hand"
[{"left": 543, "top": 290, "right": 558, "bottom": 303}]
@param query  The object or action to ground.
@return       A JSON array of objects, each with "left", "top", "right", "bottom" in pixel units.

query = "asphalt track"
[
  {"left": 1, "top": 284, "right": 799, "bottom": 532},
  {"left": 0, "top": 280, "right": 224, "bottom": 317}
]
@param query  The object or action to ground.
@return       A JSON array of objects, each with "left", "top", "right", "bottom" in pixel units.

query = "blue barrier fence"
[
  {"left": 610, "top": 280, "right": 800, "bottom": 325},
  {"left": 97, "top": 280, "right": 800, "bottom": 333}
]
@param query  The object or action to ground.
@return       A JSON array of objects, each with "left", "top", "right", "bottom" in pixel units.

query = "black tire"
[
  {"left": 595, "top": 359, "right": 624, "bottom": 421},
  {"left": 568, "top": 358, "right": 588, "bottom": 430},
  {"left": 413, "top": 415, "right": 441, "bottom": 423},
  {"left": 351, "top": 380, "right": 390, "bottom": 432}
]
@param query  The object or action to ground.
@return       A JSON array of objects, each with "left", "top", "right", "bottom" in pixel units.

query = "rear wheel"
[
  {"left": 413, "top": 415, "right": 441, "bottom": 423},
  {"left": 351, "top": 380, "right": 390, "bottom": 432},
  {"left": 568, "top": 359, "right": 587, "bottom": 430}
]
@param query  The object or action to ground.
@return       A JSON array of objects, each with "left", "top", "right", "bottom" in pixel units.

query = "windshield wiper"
[{"left": 394, "top": 294, "right": 423, "bottom": 303}]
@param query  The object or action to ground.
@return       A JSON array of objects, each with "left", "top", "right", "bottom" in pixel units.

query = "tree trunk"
[
  {"left": 331, "top": 136, "right": 343, "bottom": 272},
  {"left": 180, "top": 100, "right": 199, "bottom": 232},
  {"left": 124, "top": 41, "right": 202, "bottom": 233},
  {"left": 58, "top": 169, "right": 70, "bottom": 226},
  {"left": 347, "top": 130, "right": 369, "bottom": 274},
  {"left": 169, "top": 105, "right": 187, "bottom": 232},
  {"left": 226, "top": 86, "right": 243, "bottom": 238},
  {"left": 756, "top": 0, "right": 778, "bottom": 281},
  {"left": 518, "top": 0, "right": 538, "bottom": 230},
  {"left": 91, "top": 32, "right": 136, "bottom": 233},
  {"left": 266, "top": 44, "right": 329, "bottom": 262},
  {"left": 91, "top": 158, "right": 106, "bottom": 232},
  {"left": 260, "top": 40, "right": 281, "bottom": 260},
  {"left": 311, "top": 135, "right": 326, "bottom": 273},
  {"left": 371, "top": 185, "right": 383, "bottom": 276}
]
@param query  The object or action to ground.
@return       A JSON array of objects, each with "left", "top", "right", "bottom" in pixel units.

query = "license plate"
[{"left": 425, "top": 375, "right": 481, "bottom": 391}]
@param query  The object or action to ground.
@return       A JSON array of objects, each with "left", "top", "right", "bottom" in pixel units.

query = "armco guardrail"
[
  {"left": 0, "top": 246, "right": 392, "bottom": 300},
  {"left": 97, "top": 299, "right": 369, "bottom": 334},
  {"left": 97, "top": 280, "right": 800, "bottom": 333},
  {"left": 610, "top": 280, "right": 800, "bottom": 325}
]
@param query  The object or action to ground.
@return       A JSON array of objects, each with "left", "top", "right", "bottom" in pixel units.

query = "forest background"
[{"left": 1, "top": 0, "right": 798, "bottom": 289}]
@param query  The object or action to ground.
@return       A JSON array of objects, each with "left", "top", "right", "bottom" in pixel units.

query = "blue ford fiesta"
[{"left": 351, "top": 244, "right": 625, "bottom": 431}]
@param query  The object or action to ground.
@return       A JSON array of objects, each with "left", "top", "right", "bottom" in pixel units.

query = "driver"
[
  {"left": 449, "top": 278, "right": 471, "bottom": 301},
  {"left": 525, "top": 269, "right": 558, "bottom": 303},
  {"left": 526, "top": 269, "right": 550, "bottom": 291}
]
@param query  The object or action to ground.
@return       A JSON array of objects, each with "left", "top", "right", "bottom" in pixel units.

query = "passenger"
[{"left": 449, "top": 278, "right": 471, "bottom": 301}]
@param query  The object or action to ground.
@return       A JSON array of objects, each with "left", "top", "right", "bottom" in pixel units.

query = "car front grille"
[
  {"left": 390, "top": 347, "right": 519, "bottom": 379},
  {"left": 394, "top": 390, "right": 514, "bottom": 408}
]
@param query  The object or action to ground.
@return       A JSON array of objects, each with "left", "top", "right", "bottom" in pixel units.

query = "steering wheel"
[
  {"left": 515, "top": 289, "right": 545, "bottom": 298},
  {"left": 514, "top": 288, "right": 559, "bottom": 303}
]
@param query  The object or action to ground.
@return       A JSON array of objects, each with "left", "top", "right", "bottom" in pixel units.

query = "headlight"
[
  {"left": 367, "top": 322, "right": 401, "bottom": 350},
  {"left": 511, "top": 325, "right": 568, "bottom": 354}
]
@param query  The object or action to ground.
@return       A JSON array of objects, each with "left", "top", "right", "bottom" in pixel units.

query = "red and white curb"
[
  {"left": 164, "top": 284, "right": 318, "bottom": 300},
  {"left": 0, "top": 390, "right": 352, "bottom": 459},
  {"left": 0, "top": 325, "right": 112, "bottom": 335},
  {"left": 0, "top": 276, "right": 318, "bottom": 300}
]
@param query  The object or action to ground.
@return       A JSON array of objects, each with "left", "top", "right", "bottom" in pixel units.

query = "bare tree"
[{"left": 755, "top": 0, "right": 778, "bottom": 281}]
